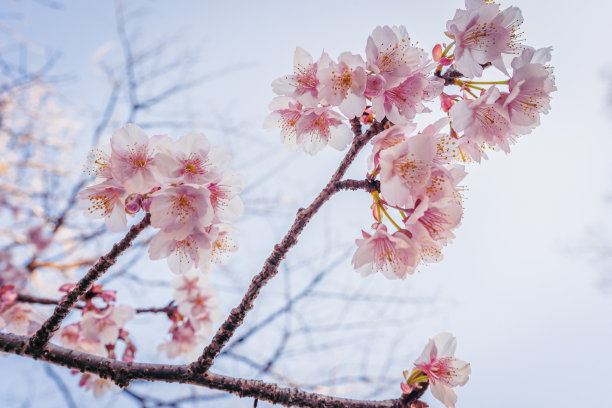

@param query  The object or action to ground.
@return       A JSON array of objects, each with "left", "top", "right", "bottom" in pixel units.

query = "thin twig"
[{"left": 26, "top": 214, "right": 151, "bottom": 355}]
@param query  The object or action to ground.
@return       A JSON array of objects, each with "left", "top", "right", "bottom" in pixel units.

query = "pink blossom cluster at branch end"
[{"left": 77, "top": 124, "right": 243, "bottom": 275}]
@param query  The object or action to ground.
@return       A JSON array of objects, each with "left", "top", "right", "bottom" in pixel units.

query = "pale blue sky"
[{"left": 2, "top": 1, "right": 612, "bottom": 407}]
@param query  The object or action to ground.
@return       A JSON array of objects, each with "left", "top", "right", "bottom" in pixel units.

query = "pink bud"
[
  {"left": 102, "top": 290, "right": 116, "bottom": 303},
  {"left": 432, "top": 44, "right": 442, "bottom": 62},
  {"left": 124, "top": 193, "right": 142, "bottom": 215},
  {"left": 141, "top": 195, "right": 153, "bottom": 212},
  {"left": 59, "top": 283, "right": 76, "bottom": 293}
]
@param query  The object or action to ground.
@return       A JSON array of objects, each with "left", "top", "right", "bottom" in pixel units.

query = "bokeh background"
[{"left": 1, "top": 0, "right": 611, "bottom": 407}]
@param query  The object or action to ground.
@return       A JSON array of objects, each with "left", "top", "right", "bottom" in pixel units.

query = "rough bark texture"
[{"left": 0, "top": 333, "right": 427, "bottom": 408}]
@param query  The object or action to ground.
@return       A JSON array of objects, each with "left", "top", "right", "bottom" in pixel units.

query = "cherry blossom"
[
  {"left": 411, "top": 332, "right": 471, "bottom": 408},
  {"left": 378, "top": 131, "right": 439, "bottom": 208},
  {"left": 403, "top": 195, "right": 463, "bottom": 263},
  {"left": 148, "top": 228, "right": 213, "bottom": 274},
  {"left": 155, "top": 132, "right": 218, "bottom": 185},
  {"left": 503, "top": 46, "right": 556, "bottom": 134},
  {"left": 80, "top": 305, "right": 134, "bottom": 351},
  {"left": 317, "top": 52, "right": 368, "bottom": 118},
  {"left": 208, "top": 172, "right": 245, "bottom": 221},
  {"left": 271, "top": 47, "right": 327, "bottom": 106},
  {"left": 159, "top": 273, "right": 221, "bottom": 359},
  {"left": 366, "top": 25, "right": 424, "bottom": 87},
  {"left": 368, "top": 122, "right": 417, "bottom": 170},
  {"left": 109, "top": 124, "right": 164, "bottom": 194},
  {"left": 149, "top": 184, "right": 214, "bottom": 240},
  {"left": 447, "top": 0, "right": 523, "bottom": 78},
  {"left": 77, "top": 179, "right": 128, "bottom": 232},
  {"left": 449, "top": 86, "right": 514, "bottom": 153},
  {"left": 0, "top": 303, "right": 45, "bottom": 335},
  {"left": 264, "top": 97, "right": 352, "bottom": 155},
  {"left": 352, "top": 224, "right": 419, "bottom": 279}
]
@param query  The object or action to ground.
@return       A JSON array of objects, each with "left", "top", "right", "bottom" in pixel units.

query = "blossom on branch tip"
[
  {"left": 407, "top": 332, "right": 471, "bottom": 408},
  {"left": 447, "top": 0, "right": 523, "bottom": 78}
]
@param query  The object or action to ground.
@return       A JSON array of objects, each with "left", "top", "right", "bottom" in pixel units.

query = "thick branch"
[
  {"left": 0, "top": 333, "right": 426, "bottom": 408},
  {"left": 190, "top": 120, "right": 385, "bottom": 375},
  {"left": 26, "top": 214, "right": 151, "bottom": 355}
]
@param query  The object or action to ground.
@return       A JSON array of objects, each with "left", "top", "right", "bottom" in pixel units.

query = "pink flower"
[
  {"left": 158, "top": 320, "right": 200, "bottom": 359},
  {"left": 352, "top": 224, "right": 419, "bottom": 279},
  {"left": 368, "top": 122, "right": 417, "bottom": 170},
  {"left": 109, "top": 124, "right": 163, "bottom": 194},
  {"left": 450, "top": 86, "right": 514, "bottom": 153},
  {"left": 148, "top": 228, "right": 213, "bottom": 274},
  {"left": 366, "top": 25, "right": 425, "bottom": 87},
  {"left": 85, "top": 145, "right": 112, "bottom": 180},
  {"left": 58, "top": 323, "right": 82, "bottom": 349},
  {"left": 447, "top": 0, "right": 523, "bottom": 77},
  {"left": 77, "top": 179, "right": 127, "bottom": 232},
  {"left": 403, "top": 195, "right": 463, "bottom": 263},
  {"left": 503, "top": 46, "right": 556, "bottom": 135},
  {"left": 81, "top": 374, "right": 119, "bottom": 397},
  {"left": 272, "top": 46, "right": 326, "bottom": 106},
  {"left": 208, "top": 172, "right": 245, "bottom": 221},
  {"left": 371, "top": 73, "right": 432, "bottom": 124},
  {"left": 155, "top": 132, "right": 219, "bottom": 185},
  {"left": 264, "top": 97, "right": 352, "bottom": 155},
  {"left": 149, "top": 184, "right": 214, "bottom": 240},
  {"left": 413, "top": 332, "right": 471, "bottom": 408},
  {"left": 0, "top": 303, "right": 44, "bottom": 335},
  {"left": 80, "top": 305, "right": 134, "bottom": 349},
  {"left": 378, "top": 131, "right": 439, "bottom": 208},
  {"left": 317, "top": 52, "right": 368, "bottom": 118}
]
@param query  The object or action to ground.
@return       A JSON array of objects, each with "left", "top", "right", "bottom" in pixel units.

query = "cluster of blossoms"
[
  {"left": 158, "top": 272, "right": 221, "bottom": 360},
  {"left": 77, "top": 124, "right": 243, "bottom": 274},
  {"left": 0, "top": 285, "right": 44, "bottom": 335},
  {"left": 266, "top": 1, "right": 554, "bottom": 406},
  {"left": 266, "top": 0, "right": 555, "bottom": 283},
  {"left": 57, "top": 284, "right": 135, "bottom": 396}
]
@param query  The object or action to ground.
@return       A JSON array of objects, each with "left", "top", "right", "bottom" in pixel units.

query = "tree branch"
[
  {"left": 0, "top": 332, "right": 427, "bottom": 408},
  {"left": 189, "top": 119, "right": 385, "bottom": 375},
  {"left": 26, "top": 213, "right": 151, "bottom": 355},
  {"left": 16, "top": 294, "right": 176, "bottom": 316}
]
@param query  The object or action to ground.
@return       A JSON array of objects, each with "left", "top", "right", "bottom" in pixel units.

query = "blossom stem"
[
  {"left": 409, "top": 375, "right": 430, "bottom": 384},
  {"left": 378, "top": 203, "right": 403, "bottom": 231},
  {"left": 467, "top": 80, "right": 509, "bottom": 85},
  {"left": 441, "top": 41, "right": 455, "bottom": 58}
]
